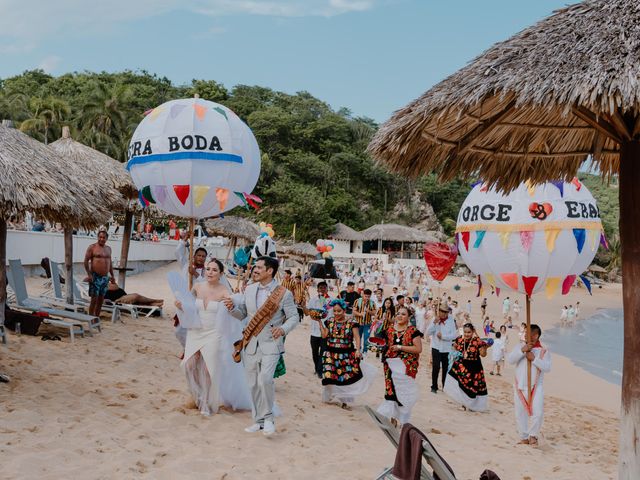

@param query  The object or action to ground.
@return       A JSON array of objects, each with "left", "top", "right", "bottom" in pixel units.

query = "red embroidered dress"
[
  {"left": 382, "top": 326, "right": 423, "bottom": 403},
  {"left": 321, "top": 319, "right": 363, "bottom": 386}
]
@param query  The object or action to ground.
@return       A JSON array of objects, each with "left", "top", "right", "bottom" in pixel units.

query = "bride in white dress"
[{"left": 176, "top": 258, "right": 252, "bottom": 416}]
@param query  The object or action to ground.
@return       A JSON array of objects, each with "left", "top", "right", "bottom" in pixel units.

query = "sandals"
[{"left": 41, "top": 335, "right": 62, "bottom": 341}]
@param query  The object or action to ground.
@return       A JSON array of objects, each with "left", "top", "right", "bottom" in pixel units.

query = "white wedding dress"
[{"left": 181, "top": 299, "right": 252, "bottom": 416}]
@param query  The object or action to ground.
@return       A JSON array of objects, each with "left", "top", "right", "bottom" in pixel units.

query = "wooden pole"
[
  {"left": 64, "top": 228, "right": 74, "bottom": 304},
  {"left": 0, "top": 219, "right": 6, "bottom": 333},
  {"left": 619, "top": 139, "right": 640, "bottom": 479},
  {"left": 526, "top": 295, "right": 532, "bottom": 404},
  {"left": 188, "top": 218, "right": 195, "bottom": 290},
  {"left": 118, "top": 210, "right": 133, "bottom": 289}
]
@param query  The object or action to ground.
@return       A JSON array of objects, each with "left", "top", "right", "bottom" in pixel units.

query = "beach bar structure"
[
  {"left": 328, "top": 222, "right": 364, "bottom": 255},
  {"left": 359, "top": 223, "right": 439, "bottom": 259},
  {"left": 368, "top": 1, "right": 640, "bottom": 476}
]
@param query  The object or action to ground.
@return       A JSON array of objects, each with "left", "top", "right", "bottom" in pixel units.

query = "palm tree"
[
  {"left": 19, "top": 96, "right": 71, "bottom": 144},
  {"left": 77, "top": 82, "right": 136, "bottom": 161},
  {"left": 606, "top": 234, "right": 621, "bottom": 272}
]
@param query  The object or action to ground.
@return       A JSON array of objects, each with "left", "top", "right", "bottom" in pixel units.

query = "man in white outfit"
[
  {"left": 224, "top": 257, "right": 299, "bottom": 436},
  {"left": 507, "top": 324, "right": 552, "bottom": 446},
  {"left": 426, "top": 301, "right": 458, "bottom": 394}
]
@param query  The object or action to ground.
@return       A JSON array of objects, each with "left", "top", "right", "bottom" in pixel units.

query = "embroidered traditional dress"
[
  {"left": 444, "top": 336, "right": 489, "bottom": 411},
  {"left": 321, "top": 318, "right": 376, "bottom": 404},
  {"left": 377, "top": 325, "right": 423, "bottom": 423}
]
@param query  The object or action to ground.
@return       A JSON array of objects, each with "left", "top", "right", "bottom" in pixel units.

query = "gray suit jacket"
[{"left": 230, "top": 279, "right": 299, "bottom": 356}]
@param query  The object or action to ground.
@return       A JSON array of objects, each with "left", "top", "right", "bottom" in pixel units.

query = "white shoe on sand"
[
  {"left": 244, "top": 423, "right": 262, "bottom": 433},
  {"left": 263, "top": 420, "right": 275, "bottom": 436}
]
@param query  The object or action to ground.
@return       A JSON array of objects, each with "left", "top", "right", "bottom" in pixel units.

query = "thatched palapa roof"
[
  {"left": 283, "top": 242, "right": 317, "bottom": 258},
  {"left": 0, "top": 122, "right": 110, "bottom": 228},
  {"left": 368, "top": 0, "right": 639, "bottom": 191},
  {"left": 50, "top": 127, "right": 137, "bottom": 211},
  {"left": 205, "top": 216, "right": 260, "bottom": 242},
  {"left": 360, "top": 223, "right": 440, "bottom": 243},
  {"left": 330, "top": 223, "right": 364, "bottom": 241}
]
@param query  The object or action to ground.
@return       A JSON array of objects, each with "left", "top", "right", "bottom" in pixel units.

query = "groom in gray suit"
[{"left": 224, "top": 256, "right": 299, "bottom": 436}]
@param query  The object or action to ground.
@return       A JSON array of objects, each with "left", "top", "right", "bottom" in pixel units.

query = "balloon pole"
[
  {"left": 526, "top": 295, "right": 532, "bottom": 404},
  {"left": 188, "top": 218, "right": 195, "bottom": 290}
]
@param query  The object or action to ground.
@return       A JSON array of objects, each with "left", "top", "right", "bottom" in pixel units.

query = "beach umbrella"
[
  {"left": 456, "top": 179, "right": 602, "bottom": 399},
  {"left": 0, "top": 121, "right": 110, "bottom": 329},
  {"left": 367, "top": 1, "right": 640, "bottom": 474},
  {"left": 126, "top": 96, "right": 261, "bottom": 287},
  {"left": 50, "top": 126, "right": 136, "bottom": 298}
]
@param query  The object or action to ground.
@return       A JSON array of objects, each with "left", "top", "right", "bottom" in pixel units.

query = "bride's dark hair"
[{"left": 206, "top": 257, "right": 225, "bottom": 273}]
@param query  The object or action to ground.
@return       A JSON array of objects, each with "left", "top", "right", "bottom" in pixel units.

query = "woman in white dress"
[{"left": 175, "top": 258, "right": 252, "bottom": 416}]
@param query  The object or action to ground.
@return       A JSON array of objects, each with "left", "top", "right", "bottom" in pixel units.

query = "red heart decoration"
[
  {"left": 423, "top": 242, "right": 458, "bottom": 281},
  {"left": 529, "top": 202, "right": 553, "bottom": 220}
]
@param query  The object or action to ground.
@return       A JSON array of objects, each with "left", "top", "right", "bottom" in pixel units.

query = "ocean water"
[{"left": 543, "top": 308, "right": 623, "bottom": 386}]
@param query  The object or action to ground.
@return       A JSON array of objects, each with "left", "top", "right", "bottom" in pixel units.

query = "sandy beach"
[{"left": 0, "top": 263, "right": 622, "bottom": 479}]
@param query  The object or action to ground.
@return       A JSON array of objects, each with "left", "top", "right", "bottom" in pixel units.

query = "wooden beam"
[
  {"left": 632, "top": 115, "right": 640, "bottom": 139},
  {"left": 421, "top": 130, "right": 457, "bottom": 148},
  {"left": 118, "top": 210, "right": 133, "bottom": 289},
  {"left": 618, "top": 139, "right": 640, "bottom": 479},
  {"left": 469, "top": 146, "right": 617, "bottom": 158},
  {"left": 604, "top": 110, "right": 632, "bottom": 141},
  {"left": 0, "top": 218, "right": 6, "bottom": 337},
  {"left": 457, "top": 99, "right": 518, "bottom": 155},
  {"left": 64, "top": 228, "right": 73, "bottom": 304},
  {"left": 572, "top": 106, "right": 622, "bottom": 144},
  {"left": 592, "top": 132, "right": 605, "bottom": 160}
]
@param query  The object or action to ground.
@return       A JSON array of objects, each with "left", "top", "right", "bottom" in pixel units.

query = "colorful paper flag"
[
  {"left": 522, "top": 276, "right": 539, "bottom": 296},
  {"left": 473, "top": 230, "right": 486, "bottom": 248},
  {"left": 579, "top": 275, "right": 593, "bottom": 296},
  {"left": 173, "top": 185, "right": 190, "bottom": 205},
  {"left": 193, "top": 185, "right": 210, "bottom": 207},
  {"left": 234, "top": 191, "right": 249, "bottom": 210},
  {"left": 550, "top": 180, "right": 564, "bottom": 197},
  {"left": 485, "top": 273, "right": 496, "bottom": 287},
  {"left": 498, "top": 231, "right": 511, "bottom": 249},
  {"left": 545, "top": 277, "right": 560, "bottom": 299},
  {"left": 573, "top": 228, "right": 586, "bottom": 253},
  {"left": 572, "top": 177, "right": 582, "bottom": 191},
  {"left": 562, "top": 275, "right": 576, "bottom": 295},
  {"left": 141, "top": 185, "right": 155, "bottom": 204},
  {"left": 544, "top": 229, "right": 560, "bottom": 252},
  {"left": 151, "top": 185, "right": 167, "bottom": 204},
  {"left": 215, "top": 187, "right": 229, "bottom": 211},
  {"left": 600, "top": 232, "right": 609, "bottom": 250},
  {"left": 500, "top": 273, "right": 519, "bottom": 291},
  {"left": 588, "top": 229, "right": 599, "bottom": 251},
  {"left": 520, "top": 231, "right": 534, "bottom": 252},
  {"left": 194, "top": 103, "right": 207, "bottom": 120},
  {"left": 525, "top": 180, "right": 536, "bottom": 197},
  {"left": 138, "top": 190, "right": 149, "bottom": 207},
  {"left": 495, "top": 287, "right": 500, "bottom": 297},
  {"left": 460, "top": 231, "right": 470, "bottom": 251}
]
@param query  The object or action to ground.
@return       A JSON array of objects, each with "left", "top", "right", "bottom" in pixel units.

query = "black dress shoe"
[{"left": 431, "top": 387, "right": 438, "bottom": 393}]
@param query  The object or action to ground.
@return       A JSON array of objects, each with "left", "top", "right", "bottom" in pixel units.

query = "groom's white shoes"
[
  {"left": 244, "top": 423, "right": 263, "bottom": 433},
  {"left": 263, "top": 420, "right": 276, "bottom": 436}
]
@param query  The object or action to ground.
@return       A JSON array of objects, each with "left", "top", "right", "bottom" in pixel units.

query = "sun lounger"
[
  {"left": 5, "top": 279, "right": 85, "bottom": 343},
  {"left": 8, "top": 259, "right": 100, "bottom": 335},
  {"left": 365, "top": 406, "right": 457, "bottom": 480}
]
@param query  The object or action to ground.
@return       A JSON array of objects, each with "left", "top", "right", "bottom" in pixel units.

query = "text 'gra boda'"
[
  {"left": 460, "top": 201, "right": 600, "bottom": 223},
  {"left": 128, "top": 135, "right": 224, "bottom": 159}
]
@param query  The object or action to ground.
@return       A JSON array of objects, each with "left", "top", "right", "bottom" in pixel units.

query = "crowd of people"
[{"left": 170, "top": 250, "right": 553, "bottom": 447}]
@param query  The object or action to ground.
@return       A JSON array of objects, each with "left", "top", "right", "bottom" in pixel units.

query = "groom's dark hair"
[{"left": 258, "top": 256, "right": 279, "bottom": 278}]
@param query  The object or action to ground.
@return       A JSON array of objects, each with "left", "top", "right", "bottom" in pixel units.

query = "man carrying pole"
[{"left": 507, "top": 323, "right": 552, "bottom": 446}]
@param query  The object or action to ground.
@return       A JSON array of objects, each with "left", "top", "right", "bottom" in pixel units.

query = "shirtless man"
[{"left": 84, "top": 230, "right": 115, "bottom": 316}]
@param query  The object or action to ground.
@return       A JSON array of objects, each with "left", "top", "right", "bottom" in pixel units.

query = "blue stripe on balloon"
[{"left": 126, "top": 151, "right": 243, "bottom": 170}]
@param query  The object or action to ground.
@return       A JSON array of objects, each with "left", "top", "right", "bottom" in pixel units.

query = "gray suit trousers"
[{"left": 243, "top": 347, "right": 280, "bottom": 424}]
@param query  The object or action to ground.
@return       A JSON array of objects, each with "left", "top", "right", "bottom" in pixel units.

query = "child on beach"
[{"left": 490, "top": 331, "right": 506, "bottom": 376}]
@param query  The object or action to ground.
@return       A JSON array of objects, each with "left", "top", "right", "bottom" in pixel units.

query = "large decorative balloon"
[
  {"left": 456, "top": 179, "right": 603, "bottom": 298},
  {"left": 126, "top": 97, "right": 261, "bottom": 218}
]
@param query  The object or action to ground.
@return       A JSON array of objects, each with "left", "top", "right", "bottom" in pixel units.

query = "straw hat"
[{"left": 438, "top": 301, "right": 450, "bottom": 313}]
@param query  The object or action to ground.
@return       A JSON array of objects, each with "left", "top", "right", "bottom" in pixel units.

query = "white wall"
[{"left": 6, "top": 230, "right": 178, "bottom": 268}]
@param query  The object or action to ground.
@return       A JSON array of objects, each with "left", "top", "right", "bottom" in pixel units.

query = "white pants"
[
  {"left": 514, "top": 385, "right": 544, "bottom": 440},
  {"left": 243, "top": 351, "right": 280, "bottom": 424}
]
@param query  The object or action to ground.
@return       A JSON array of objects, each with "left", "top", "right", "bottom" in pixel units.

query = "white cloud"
[
  {"left": 0, "top": 1, "right": 378, "bottom": 50},
  {"left": 38, "top": 55, "right": 61, "bottom": 73}
]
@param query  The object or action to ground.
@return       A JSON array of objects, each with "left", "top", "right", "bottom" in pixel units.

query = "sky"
[{"left": 0, "top": 0, "right": 573, "bottom": 122}]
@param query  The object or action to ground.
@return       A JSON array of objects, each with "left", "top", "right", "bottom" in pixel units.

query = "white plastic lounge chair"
[
  {"left": 8, "top": 259, "right": 100, "bottom": 335},
  {"left": 70, "top": 268, "right": 162, "bottom": 319},
  {"left": 5, "top": 273, "right": 85, "bottom": 343}
]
